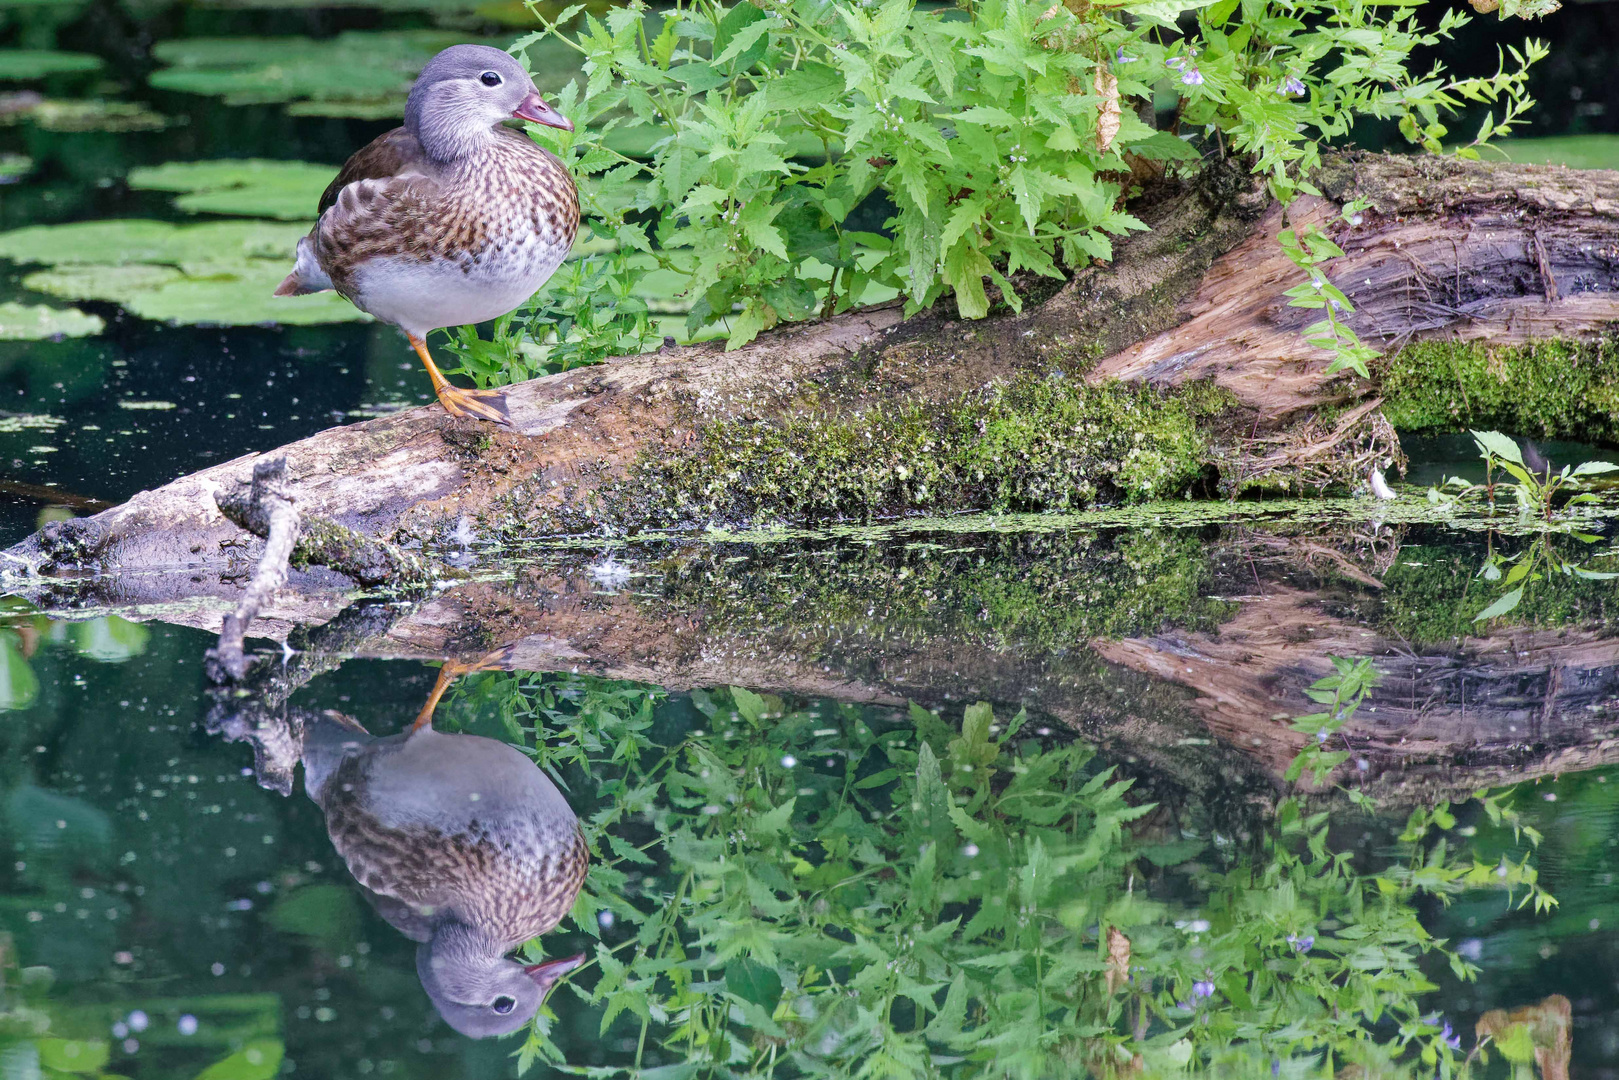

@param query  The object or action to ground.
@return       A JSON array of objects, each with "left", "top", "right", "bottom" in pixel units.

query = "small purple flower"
[
  {"left": 1271, "top": 1061, "right": 1281, "bottom": 1078},
  {"left": 1440, "top": 1021, "right": 1462, "bottom": 1051},
  {"left": 1180, "top": 66, "right": 1205, "bottom": 87},
  {"left": 1192, "top": 980, "right": 1216, "bottom": 999},
  {"left": 1280, "top": 75, "right": 1306, "bottom": 97},
  {"left": 1286, "top": 933, "right": 1314, "bottom": 953},
  {"left": 1116, "top": 46, "right": 1138, "bottom": 63},
  {"left": 1316, "top": 729, "right": 1329, "bottom": 743}
]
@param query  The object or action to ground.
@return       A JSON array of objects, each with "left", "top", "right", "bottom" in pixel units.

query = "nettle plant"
[
  {"left": 439, "top": 672, "right": 1553, "bottom": 1077},
  {"left": 497, "top": 0, "right": 1549, "bottom": 360}
]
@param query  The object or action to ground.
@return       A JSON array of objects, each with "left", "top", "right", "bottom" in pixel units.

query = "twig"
[
  {"left": 213, "top": 457, "right": 299, "bottom": 680},
  {"left": 215, "top": 460, "right": 444, "bottom": 589}
]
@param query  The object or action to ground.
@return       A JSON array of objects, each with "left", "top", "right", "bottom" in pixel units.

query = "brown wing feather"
[{"left": 317, "top": 127, "right": 429, "bottom": 215}]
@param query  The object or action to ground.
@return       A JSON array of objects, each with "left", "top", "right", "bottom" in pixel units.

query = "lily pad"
[
  {"left": 0, "top": 50, "right": 104, "bottom": 82},
  {"left": 148, "top": 30, "right": 572, "bottom": 118},
  {"left": 128, "top": 159, "right": 335, "bottom": 220},
  {"left": 193, "top": 0, "right": 544, "bottom": 27},
  {"left": 0, "top": 97, "right": 171, "bottom": 132},
  {"left": 22, "top": 262, "right": 367, "bottom": 326},
  {"left": 0, "top": 219, "right": 366, "bottom": 326},
  {"left": 150, "top": 31, "right": 472, "bottom": 118},
  {"left": 0, "top": 302, "right": 105, "bottom": 340},
  {"left": 0, "top": 218, "right": 311, "bottom": 267}
]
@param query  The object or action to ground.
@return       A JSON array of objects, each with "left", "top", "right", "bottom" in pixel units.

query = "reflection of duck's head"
[{"left": 417, "top": 924, "right": 584, "bottom": 1038}]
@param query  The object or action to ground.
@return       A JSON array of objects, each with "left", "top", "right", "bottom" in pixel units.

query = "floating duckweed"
[{"left": 0, "top": 414, "right": 63, "bottom": 433}]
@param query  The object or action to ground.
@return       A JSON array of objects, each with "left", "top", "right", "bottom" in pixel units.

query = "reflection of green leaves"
[
  {"left": 1473, "top": 585, "right": 1525, "bottom": 622},
  {"left": 724, "top": 958, "right": 782, "bottom": 1011},
  {"left": 0, "top": 50, "right": 103, "bottom": 81},
  {"left": 0, "top": 632, "right": 39, "bottom": 710},
  {"left": 194, "top": 1039, "right": 284, "bottom": 1080},
  {"left": 265, "top": 884, "right": 361, "bottom": 954},
  {"left": 72, "top": 617, "right": 149, "bottom": 663},
  {"left": 449, "top": 672, "right": 1543, "bottom": 1077},
  {"left": 35, "top": 1038, "right": 109, "bottom": 1074},
  {"left": 128, "top": 160, "right": 334, "bottom": 221},
  {"left": 0, "top": 302, "right": 104, "bottom": 341}
]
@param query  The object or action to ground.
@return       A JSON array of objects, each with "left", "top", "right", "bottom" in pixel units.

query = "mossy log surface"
[{"left": 10, "top": 152, "right": 1619, "bottom": 580}]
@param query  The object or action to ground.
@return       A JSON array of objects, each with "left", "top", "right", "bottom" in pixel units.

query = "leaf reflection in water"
[{"left": 413, "top": 670, "right": 1559, "bottom": 1076}]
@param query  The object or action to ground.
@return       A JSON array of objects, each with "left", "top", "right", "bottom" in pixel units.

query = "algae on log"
[{"left": 11, "top": 151, "right": 1619, "bottom": 580}]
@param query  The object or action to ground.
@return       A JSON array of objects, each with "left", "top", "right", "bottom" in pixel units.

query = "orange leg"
[
  {"left": 409, "top": 646, "right": 516, "bottom": 733},
  {"left": 408, "top": 334, "right": 512, "bottom": 426}
]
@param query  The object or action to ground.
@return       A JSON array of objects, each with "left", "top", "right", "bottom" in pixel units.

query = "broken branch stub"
[{"left": 210, "top": 457, "right": 300, "bottom": 680}]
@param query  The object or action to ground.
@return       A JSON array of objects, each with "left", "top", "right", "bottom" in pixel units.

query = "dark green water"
[{"left": 6, "top": 2, "right": 1619, "bottom": 1077}]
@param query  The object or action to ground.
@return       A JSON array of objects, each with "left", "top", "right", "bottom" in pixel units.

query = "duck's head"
[
  {"left": 417, "top": 923, "right": 584, "bottom": 1038},
  {"left": 405, "top": 44, "right": 572, "bottom": 161}
]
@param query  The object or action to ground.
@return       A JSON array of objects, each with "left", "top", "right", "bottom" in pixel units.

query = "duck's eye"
[
  {"left": 491, "top": 996, "right": 517, "bottom": 1015},
  {"left": 479, "top": 71, "right": 503, "bottom": 87}
]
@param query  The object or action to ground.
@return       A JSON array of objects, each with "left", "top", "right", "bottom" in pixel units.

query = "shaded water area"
[
  {"left": 9, "top": 1, "right": 1619, "bottom": 1078},
  {"left": 5, "top": 510, "right": 1619, "bottom": 1077}
]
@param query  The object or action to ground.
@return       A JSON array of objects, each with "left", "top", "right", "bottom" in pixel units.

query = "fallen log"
[{"left": 9, "top": 151, "right": 1619, "bottom": 585}]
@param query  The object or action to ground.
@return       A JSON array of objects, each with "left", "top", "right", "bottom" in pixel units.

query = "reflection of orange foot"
[
  {"left": 322, "top": 709, "right": 371, "bottom": 735},
  {"left": 409, "top": 646, "right": 517, "bottom": 733},
  {"left": 407, "top": 334, "right": 511, "bottom": 426}
]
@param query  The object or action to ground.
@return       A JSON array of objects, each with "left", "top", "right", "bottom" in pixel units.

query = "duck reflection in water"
[{"left": 215, "top": 656, "right": 588, "bottom": 1038}]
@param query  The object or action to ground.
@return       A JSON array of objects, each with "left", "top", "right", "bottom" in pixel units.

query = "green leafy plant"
[
  {"left": 439, "top": 250, "right": 665, "bottom": 386},
  {"left": 502, "top": 0, "right": 1550, "bottom": 359},
  {"left": 1450, "top": 429, "right": 1619, "bottom": 520},
  {"left": 1285, "top": 654, "right": 1379, "bottom": 785},
  {"left": 437, "top": 670, "right": 1555, "bottom": 1076},
  {"left": 1279, "top": 207, "right": 1380, "bottom": 380}
]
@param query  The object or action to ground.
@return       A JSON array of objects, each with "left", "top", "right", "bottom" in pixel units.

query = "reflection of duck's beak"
[
  {"left": 524, "top": 953, "right": 586, "bottom": 996},
  {"left": 513, "top": 92, "right": 573, "bottom": 132}
]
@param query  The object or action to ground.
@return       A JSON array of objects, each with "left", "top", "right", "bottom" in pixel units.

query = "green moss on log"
[
  {"left": 530, "top": 374, "right": 1235, "bottom": 533},
  {"left": 1381, "top": 339, "right": 1619, "bottom": 443},
  {"left": 647, "top": 527, "right": 1237, "bottom": 651}
]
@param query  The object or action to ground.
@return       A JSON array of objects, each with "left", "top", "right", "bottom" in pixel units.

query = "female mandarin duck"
[
  {"left": 299, "top": 658, "right": 589, "bottom": 1038},
  {"left": 276, "top": 44, "right": 578, "bottom": 425}
]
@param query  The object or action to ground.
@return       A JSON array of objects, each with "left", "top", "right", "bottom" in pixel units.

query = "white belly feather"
[{"left": 350, "top": 232, "right": 572, "bottom": 339}]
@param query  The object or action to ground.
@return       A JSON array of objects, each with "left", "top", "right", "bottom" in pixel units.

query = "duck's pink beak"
[
  {"left": 523, "top": 953, "right": 585, "bottom": 995},
  {"left": 513, "top": 92, "right": 573, "bottom": 132}
]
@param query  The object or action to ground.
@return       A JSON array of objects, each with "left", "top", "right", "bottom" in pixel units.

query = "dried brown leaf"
[
  {"left": 1105, "top": 925, "right": 1130, "bottom": 994},
  {"left": 1095, "top": 65, "right": 1121, "bottom": 153},
  {"left": 1476, "top": 994, "right": 1571, "bottom": 1080}
]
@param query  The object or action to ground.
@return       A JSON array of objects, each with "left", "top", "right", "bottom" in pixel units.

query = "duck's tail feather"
[
  {"left": 275, "top": 234, "right": 333, "bottom": 297},
  {"left": 301, "top": 709, "right": 372, "bottom": 801}
]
